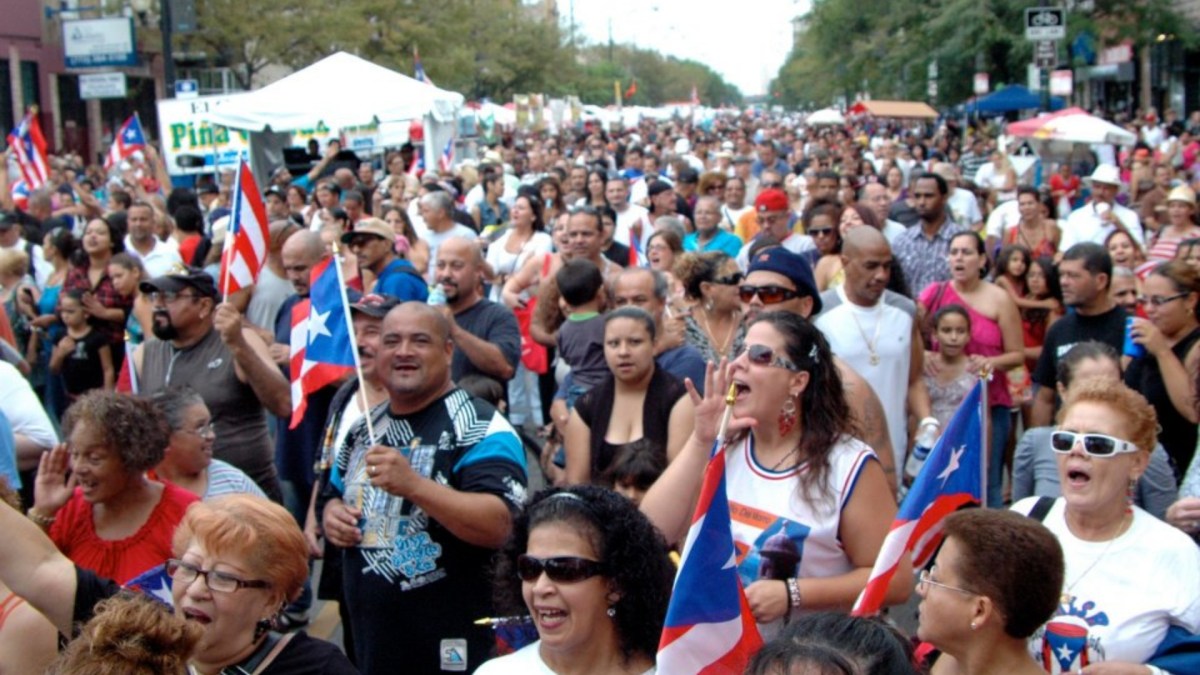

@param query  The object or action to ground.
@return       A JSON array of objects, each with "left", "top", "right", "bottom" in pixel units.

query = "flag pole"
[
  {"left": 220, "top": 157, "right": 243, "bottom": 304},
  {"left": 979, "top": 366, "right": 991, "bottom": 509},
  {"left": 330, "top": 241, "right": 377, "bottom": 446}
]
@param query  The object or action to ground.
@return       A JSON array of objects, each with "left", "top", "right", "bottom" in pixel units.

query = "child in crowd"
[
  {"left": 601, "top": 439, "right": 666, "bottom": 506},
  {"left": 925, "top": 305, "right": 976, "bottom": 429},
  {"left": 554, "top": 258, "right": 609, "bottom": 410},
  {"left": 993, "top": 244, "right": 1030, "bottom": 300},
  {"left": 49, "top": 291, "right": 114, "bottom": 402}
]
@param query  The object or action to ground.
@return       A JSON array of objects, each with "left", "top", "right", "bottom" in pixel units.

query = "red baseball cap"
[{"left": 755, "top": 188, "right": 789, "bottom": 213}]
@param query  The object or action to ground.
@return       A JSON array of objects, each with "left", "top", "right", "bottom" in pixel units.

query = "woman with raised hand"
[{"left": 641, "top": 311, "right": 908, "bottom": 638}]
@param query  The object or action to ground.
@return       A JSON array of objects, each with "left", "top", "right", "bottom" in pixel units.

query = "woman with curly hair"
[
  {"left": 29, "top": 390, "right": 199, "bottom": 583},
  {"left": 49, "top": 594, "right": 201, "bottom": 675},
  {"left": 479, "top": 485, "right": 674, "bottom": 674},
  {"left": 675, "top": 251, "right": 742, "bottom": 363},
  {"left": 642, "top": 312, "right": 909, "bottom": 637}
]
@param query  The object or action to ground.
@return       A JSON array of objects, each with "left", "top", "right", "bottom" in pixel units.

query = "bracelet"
[
  {"left": 27, "top": 508, "right": 55, "bottom": 528},
  {"left": 786, "top": 578, "right": 802, "bottom": 611}
]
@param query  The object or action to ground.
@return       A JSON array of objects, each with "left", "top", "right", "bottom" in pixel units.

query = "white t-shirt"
[
  {"left": 0, "top": 361, "right": 58, "bottom": 453},
  {"left": 1013, "top": 497, "right": 1200, "bottom": 673},
  {"left": 475, "top": 641, "right": 654, "bottom": 675},
  {"left": 726, "top": 434, "right": 876, "bottom": 639},
  {"left": 815, "top": 288, "right": 915, "bottom": 472},
  {"left": 1061, "top": 201, "right": 1144, "bottom": 252},
  {"left": 946, "top": 188, "right": 982, "bottom": 228},
  {"left": 882, "top": 219, "right": 907, "bottom": 244},
  {"left": 614, "top": 204, "right": 652, "bottom": 250},
  {"left": 124, "top": 235, "right": 183, "bottom": 278},
  {"left": 424, "top": 224, "right": 478, "bottom": 280},
  {"left": 985, "top": 199, "right": 1021, "bottom": 240},
  {"left": 485, "top": 230, "right": 553, "bottom": 303}
]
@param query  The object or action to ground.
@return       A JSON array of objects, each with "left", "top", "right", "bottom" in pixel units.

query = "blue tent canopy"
[{"left": 962, "top": 85, "right": 1065, "bottom": 114}]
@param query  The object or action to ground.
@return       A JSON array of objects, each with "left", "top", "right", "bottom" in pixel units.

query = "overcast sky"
[{"left": 569, "top": 0, "right": 809, "bottom": 97}]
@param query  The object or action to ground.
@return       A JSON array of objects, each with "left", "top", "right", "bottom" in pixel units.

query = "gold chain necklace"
[
  {"left": 848, "top": 302, "right": 883, "bottom": 366},
  {"left": 698, "top": 307, "right": 737, "bottom": 359}
]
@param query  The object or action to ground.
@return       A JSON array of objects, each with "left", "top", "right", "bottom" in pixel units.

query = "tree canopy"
[{"left": 773, "top": 0, "right": 1190, "bottom": 110}]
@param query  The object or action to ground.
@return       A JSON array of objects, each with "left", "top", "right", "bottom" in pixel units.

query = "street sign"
[
  {"left": 1025, "top": 7, "right": 1066, "bottom": 41},
  {"left": 175, "top": 79, "right": 199, "bottom": 99},
  {"left": 1050, "top": 70, "right": 1073, "bottom": 96},
  {"left": 79, "top": 72, "right": 127, "bottom": 99},
  {"left": 973, "top": 73, "right": 990, "bottom": 95},
  {"left": 1035, "top": 40, "right": 1057, "bottom": 69}
]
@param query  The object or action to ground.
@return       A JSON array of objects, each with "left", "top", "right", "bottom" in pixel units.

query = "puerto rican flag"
[
  {"left": 6, "top": 111, "right": 49, "bottom": 189},
  {"left": 9, "top": 180, "right": 29, "bottom": 211},
  {"left": 657, "top": 441, "right": 762, "bottom": 673},
  {"left": 104, "top": 114, "right": 147, "bottom": 170},
  {"left": 124, "top": 563, "right": 174, "bottom": 608},
  {"left": 851, "top": 378, "right": 985, "bottom": 616},
  {"left": 218, "top": 160, "right": 270, "bottom": 296},
  {"left": 414, "top": 47, "right": 434, "bottom": 86},
  {"left": 438, "top": 137, "right": 455, "bottom": 173},
  {"left": 407, "top": 150, "right": 425, "bottom": 178},
  {"left": 290, "top": 256, "right": 355, "bottom": 427}
]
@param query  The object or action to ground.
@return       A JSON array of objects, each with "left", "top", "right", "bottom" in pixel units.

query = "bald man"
[
  {"left": 815, "top": 227, "right": 931, "bottom": 476},
  {"left": 319, "top": 301, "right": 527, "bottom": 673},
  {"left": 435, "top": 236, "right": 520, "bottom": 383}
]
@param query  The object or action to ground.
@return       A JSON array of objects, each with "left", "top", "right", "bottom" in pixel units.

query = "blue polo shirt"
[
  {"left": 683, "top": 229, "right": 743, "bottom": 258},
  {"left": 375, "top": 258, "right": 429, "bottom": 302}
]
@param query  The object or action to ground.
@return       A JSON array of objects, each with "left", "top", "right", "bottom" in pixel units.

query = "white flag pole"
[{"left": 330, "top": 241, "right": 376, "bottom": 446}]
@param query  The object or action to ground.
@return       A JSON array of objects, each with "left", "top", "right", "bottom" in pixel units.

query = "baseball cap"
[
  {"left": 754, "top": 188, "right": 789, "bottom": 213},
  {"left": 747, "top": 246, "right": 822, "bottom": 315},
  {"left": 340, "top": 218, "right": 393, "bottom": 244},
  {"left": 139, "top": 266, "right": 218, "bottom": 299},
  {"left": 350, "top": 293, "right": 402, "bottom": 318},
  {"left": 264, "top": 185, "right": 286, "bottom": 201},
  {"left": 647, "top": 180, "right": 674, "bottom": 198}
]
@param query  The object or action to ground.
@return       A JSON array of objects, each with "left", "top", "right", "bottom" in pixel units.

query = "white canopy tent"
[
  {"left": 805, "top": 108, "right": 846, "bottom": 126},
  {"left": 204, "top": 51, "right": 464, "bottom": 180}
]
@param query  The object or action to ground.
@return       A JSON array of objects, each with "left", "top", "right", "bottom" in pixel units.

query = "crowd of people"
[{"left": 0, "top": 106, "right": 1199, "bottom": 674}]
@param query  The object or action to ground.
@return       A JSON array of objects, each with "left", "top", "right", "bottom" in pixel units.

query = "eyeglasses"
[
  {"left": 739, "top": 284, "right": 800, "bottom": 305},
  {"left": 516, "top": 555, "right": 607, "bottom": 583},
  {"left": 735, "top": 343, "right": 800, "bottom": 372},
  {"left": 148, "top": 291, "right": 201, "bottom": 305},
  {"left": 808, "top": 227, "right": 835, "bottom": 237},
  {"left": 1049, "top": 430, "right": 1140, "bottom": 457},
  {"left": 181, "top": 422, "right": 216, "bottom": 439},
  {"left": 166, "top": 559, "right": 271, "bottom": 593},
  {"left": 917, "top": 569, "right": 975, "bottom": 596},
  {"left": 713, "top": 272, "right": 744, "bottom": 286},
  {"left": 1138, "top": 292, "right": 1189, "bottom": 307},
  {"left": 760, "top": 182, "right": 783, "bottom": 189}
]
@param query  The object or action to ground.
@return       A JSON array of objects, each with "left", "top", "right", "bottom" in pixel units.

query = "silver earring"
[
  {"left": 606, "top": 606, "right": 616, "bottom": 618},
  {"left": 705, "top": 299, "right": 713, "bottom": 312},
  {"left": 969, "top": 621, "right": 978, "bottom": 630}
]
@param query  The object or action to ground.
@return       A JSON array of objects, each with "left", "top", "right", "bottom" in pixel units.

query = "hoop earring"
[{"left": 778, "top": 396, "right": 797, "bottom": 436}]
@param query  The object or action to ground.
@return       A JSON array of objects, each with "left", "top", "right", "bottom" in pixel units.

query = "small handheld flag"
[
  {"left": 439, "top": 137, "right": 455, "bottom": 173},
  {"left": 105, "top": 114, "right": 147, "bottom": 170},
  {"left": 6, "top": 110, "right": 49, "bottom": 189},
  {"left": 851, "top": 378, "right": 986, "bottom": 616},
  {"left": 414, "top": 47, "right": 434, "bottom": 86},
  {"left": 218, "top": 160, "right": 271, "bottom": 297}
]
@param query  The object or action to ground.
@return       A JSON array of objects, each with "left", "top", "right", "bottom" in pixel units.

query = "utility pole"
[
  {"left": 608, "top": 18, "right": 613, "bottom": 63},
  {"left": 1040, "top": 0, "right": 1050, "bottom": 112},
  {"left": 161, "top": 0, "right": 176, "bottom": 96}
]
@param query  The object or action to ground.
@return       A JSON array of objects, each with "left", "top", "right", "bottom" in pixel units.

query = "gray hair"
[
  {"left": 615, "top": 267, "right": 669, "bottom": 302},
  {"left": 654, "top": 216, "right": 687, "bottom": 241},
  {"left": 1112, "top": 265, "right": 1136, "bottom": 280},
  {"left": 147, "top": 386, "right": 205, "bottom": 432},
  {"left": 420, "top": 191, "right": 454, "bottom": 218}
]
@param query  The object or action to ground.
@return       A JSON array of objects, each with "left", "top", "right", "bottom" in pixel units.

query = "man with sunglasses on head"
[
  {"left": 736, "top": 188, "right": 814, "bottom": 273},
  {"left": 1013, "top": 340, "right": 1176, "bottom": 520},
  {"left": 342, "top": 217, "right": 427, "bottom": 302},
  {"left": 736, "top": 246, "right": 898, "bottom": 490}
]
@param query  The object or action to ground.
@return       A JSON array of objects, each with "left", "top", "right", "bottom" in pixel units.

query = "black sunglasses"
[
  {"left": 808, "top": 227, "right": 835, "bottom": 236},
  {"left": 735, "top": 343, "right": 801, "bottom": 372},
  {"left": 713, "top": 272, "right": 744, "bottom": 286},
  {"left": 739, "top": 284, "right": 800, "bottom": 304},
  {"left": 516, "top": 555, "right": 607, "bottom": 583}
]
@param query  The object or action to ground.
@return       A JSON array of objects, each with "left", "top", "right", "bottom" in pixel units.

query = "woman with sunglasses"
[
  {"left": 918, "top": 230, "right": 1023, "bottom": 508},
  {"left": 676, "top": 251, "right": 743, "bottom": 363},
  {"left": 642, "top": 312, "right": 908, "bottom": 637},
  {"left": 1013, "top": 380, "right": 1200, "bottom": 672},
  {"left": 917, "top": 509, "right": 1063, "bottom": 675},
  {"left": 0, "top": 493, "right": 358, "bottom": 674},
  {"left": 148, "top": 387, "right": 266, "bottom": 501},
  {"left": 1125, "top": 260, "right": 1200, "bottom": 481},
  {"left": 803, "top": 200, "right": 842, "bottom": 276},
  {"left": 480, "top": 485, "right": 673, "bottom": 675}
]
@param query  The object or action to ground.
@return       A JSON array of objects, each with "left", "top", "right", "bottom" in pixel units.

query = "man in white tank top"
[{"left": 815, "top": 227, "right": 932, "bottom": 473}]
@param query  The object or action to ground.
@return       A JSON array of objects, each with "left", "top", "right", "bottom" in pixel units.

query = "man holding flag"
[{"left": 133, "top": 268, "right": 290, "bottom": 502}]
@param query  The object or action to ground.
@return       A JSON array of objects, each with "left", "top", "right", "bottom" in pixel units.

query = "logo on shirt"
[
  {"left": 1035, "top": 595, "right": 1110, "bottom": 674},
  {"left": 440, "top": 639, "right": 468, "bottom": 671}
]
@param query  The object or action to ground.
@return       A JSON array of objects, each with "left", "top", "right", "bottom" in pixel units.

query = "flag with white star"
[
  {"left": 852, "top": 378, "right": 984, "bottom": 616},
  {"left": 104, "top": 114, "right": 146, "bottom": 170}
]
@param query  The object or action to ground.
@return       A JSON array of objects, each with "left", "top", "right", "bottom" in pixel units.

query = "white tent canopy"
[
  {"left": 206, "top": 51, "right": 464, "bottom": 131},
  {"left": 805, "top": 107, "right": 845, "bottom": 126}
]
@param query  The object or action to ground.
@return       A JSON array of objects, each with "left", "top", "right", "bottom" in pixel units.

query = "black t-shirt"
[
  {"left": 60, "top": 329, "right": 110, "bottom": 398},
  {"left": 1032, "top": 305, "right": 1127, "bottom": 389},
  {"left": 71, "top": 566, "right": 358, "bottom": 674},
  {"left": 450, "top": 299, "right": 521, "bottom": 383},
  {"left": 1125, "top": 327, "right": 1200, "bottom": 479}
]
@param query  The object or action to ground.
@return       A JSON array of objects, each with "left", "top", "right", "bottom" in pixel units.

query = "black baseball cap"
[{"left": 139, "top": 267, "right": 218, "bottom": 299}]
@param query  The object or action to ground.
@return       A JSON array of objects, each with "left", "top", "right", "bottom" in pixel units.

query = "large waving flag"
[
  {"left": 7, "top": 110, "right": 49, "bottom": 189},
  {"left": 218, "top": 160, "right": 270, "bottom": 296},
  {"left": 104, "top": 114, "right": 147, "bottom": 170},
  {"left": 852, "top": 378, "right": 985, "bottom": 616},
  {"left": 290, "top": 256, "right": 355, "bottom": 427},
  {"left": 658, "top": 443, "right": 763, "bottom": 673}
]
